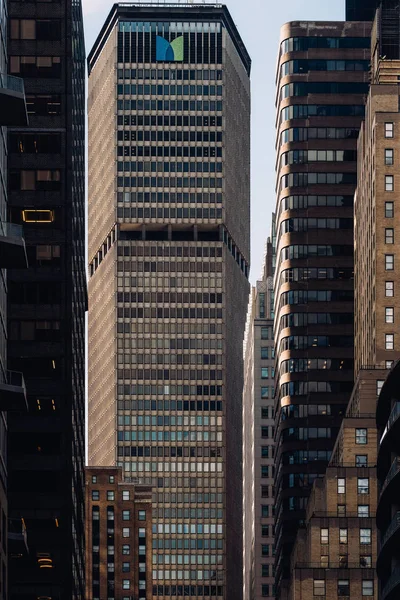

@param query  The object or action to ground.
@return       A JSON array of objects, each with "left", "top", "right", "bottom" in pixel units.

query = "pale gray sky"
[{"left": 82, "top": 0, "right": 345, "bottom": 282}]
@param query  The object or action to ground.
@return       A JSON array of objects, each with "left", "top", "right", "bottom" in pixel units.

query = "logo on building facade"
[{"left": 156, "top": 35, "right": 184, "bottom": 61}]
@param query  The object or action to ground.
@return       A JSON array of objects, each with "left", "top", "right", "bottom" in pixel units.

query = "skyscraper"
[
  {"left": 243, "top": 234, "right": 275, "bottom": 600},
  {"left": 87, "top": 4, "right": 251, "bottom": 599},
  {"left": 273, "top": 19, "right": 371, "bottom": 597},
  {"left": 0, "top": 1, "right": 28, "bottom": 596},
  {"left": 346, "top": 0, "right": 379, "bottom": 21},
  {"left": 6, "top": 0, "right": 86, "bottom": 596}
]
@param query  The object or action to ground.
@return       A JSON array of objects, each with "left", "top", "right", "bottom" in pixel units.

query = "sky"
[{"left": 82, "top": 0, "right": 345, "bottom": 283}]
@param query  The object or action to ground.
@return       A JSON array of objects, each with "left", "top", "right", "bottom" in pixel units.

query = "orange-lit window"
[{"left": 22, "top": 210, "right": 54, "bottom": 223}]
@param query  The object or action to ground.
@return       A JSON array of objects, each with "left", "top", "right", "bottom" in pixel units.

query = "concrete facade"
[
  {"left": 87, "top": 4, "right": 251, "bottom": 599},
  {"left": 243, "top": 238, "right": 275, "bottom": 600}
]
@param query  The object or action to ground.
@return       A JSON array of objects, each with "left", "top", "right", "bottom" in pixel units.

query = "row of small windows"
[
  {"left": 118, "top": 131, "right": 223, "bottom": 143},
  {"left": 117, "top": 383, "right": 222, "bottom": 396},
  {"left": 117, "top": 207, "right": 222, "bottom": 220},
  {"left": 117, "top": 115, "right": 222, "bottom": 127},
  {"left": 117, "top": 99, "right": 222, "bottom": 112},
  {"left": 281, "top": 82, "right": 369, "bottom": 100},
  {"left": 116, "top": 260, "right": 222, "bottom": 273},
  {"left": 116, "top": 399, "right": 223, "bottom": 411},
  {"left": 280, "top": 172, "right": 357, "bottom": 190},
  {"left": 281, "top": 381, "right": 353, "bottom": 397},
  {"left": 279, "top": 268, "right": 354, "bottom": 285},
  {"left": 281, "top": 149, "right": 357, "bottom": 166},
  {"left": 280, "top": 104, "right": 364, "bottom": 123},
  {"left": 154, "top": 554, "right": 223, "bottom": 565},
  {"left": 10, "top": 55, "right": 61, "bottom": 78},
  {"left": 152, "top": 537, "right": 222, "bottom": 548},
  {"left": 281, "top": 59, "right": 369, "bottom": 76},
  {"left": 280, "top": 218, "right": 352, "bottom": 234},
  {"left": 152, "top": 586, "right": 223, "bottom": 597},
  {"left": 280, "top": 127, "right": 359, "bottom": 145},
  {"left": 117, "top": 161, "right": 223, "bottom": 172},
  {"left": 279, "top": 335, "right": 353, "bottom": 352},
  {"left": 279, "top": 312, "right": 353, "bottom": 329},
  {"left": 280, "top": 357, "right": 353, "bottom": 375},
  {"left": 118, "top": 309, "right": 222, "bottom": 321},
  {"left": 117, "top": 244, "right": 222, "bottom": 258},
  {"left": 117, "top": 84, "right": 223, "bottom": 96},
  {"left": 117, "top": 446, "right": 222, "bottom": 459},
  {"left": 118, "top": 430, "right": 224, "bottom": 444},
  {"left": 285, "top": 472, "right": 320, "bottom": 488},
  {"left": 154, "top": 523, "right": 223, "bottom": 534},
  {"left": 281, "top": 427, "right": 336, "bottom": 441},
  {"left": 281, "top": 403, "right": 345, "bottom": 419},
  {"left": 281, "top": 449, "right": 332, "bottom": 466},
  {"left": 280, "top": 244, "right": 353, "bottom": 261},
  {"left": 313, "top": 579, "right": 373, "bottom": 596},
  {"left": 117, "top": 292, "right": 223, "bottom": 304},
  {"left": 118, "top": 68, "right": 223, "bottom": 81},
  {"left": 118, "top": 147, "right": 223, "bottom": 160},
  {"left": 117, "top": 175, "right": 223, "bottom": 189},
  {"left": 281, "top": 36, "right": 371, "bottom": 53},
  {"left": 118, "top": 415, "right": 221, "bottom": 426},
  {"left": 279, "top": 289, "right": 354, "bottom": 307},
  {"left": 337, "top": 477, "right": 370, "bottom": 494},
  {"left": 320, "top": 527, "right": 372, "bottom": 545},
  {"left": 279, "top": 195, "right": 353, "bottom": 216}
]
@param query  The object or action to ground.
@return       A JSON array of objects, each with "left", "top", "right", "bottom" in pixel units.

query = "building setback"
[
  {"left": 273, "top": 19, "right": 371, "bottom": 597},
  {"left": 85, "top": 467, "right": 152, "bottom": 600},
  {"left": 243, "top": 235, "right": 275, "bottom": 600},
  {"left": 87, "top": 4, "right": 250, "bottom": 599},
  {"left": 6, "top": 0, "right": 87, "bottom": 596}
]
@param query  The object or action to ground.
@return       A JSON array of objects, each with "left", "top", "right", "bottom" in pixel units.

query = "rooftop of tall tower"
[{"left": 88, "top": 2, "right": 251, "bottom": 75}]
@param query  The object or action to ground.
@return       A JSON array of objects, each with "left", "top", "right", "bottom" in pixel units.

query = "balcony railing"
[
  {"left": 382, "top": 569, "right": 400, "bottom": 600},
  {"left": 0, "top": 74, "right": 24, "bottom": 95},
  {"left": 381, "top": 512, "right": 400, "bottom": 549},
  {"left": 380, "top": 403, "right": 400, "bottom": 444},
  {"left": 380, "top": 458, "right": 400, "bottom": 497}
]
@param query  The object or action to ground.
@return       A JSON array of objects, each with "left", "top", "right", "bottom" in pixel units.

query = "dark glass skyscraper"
[
  {"left": 88, "top": 4, "right": 250, "bottom": 599},
  {"left": 6, "top": 0, "right": 86, "bottom": 597},
  {"left": 346, "top": 0, "right": 379, "bottom": 21}
]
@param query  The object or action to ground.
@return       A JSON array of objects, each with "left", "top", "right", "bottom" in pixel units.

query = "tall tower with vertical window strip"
[{"left": 87, "top": 4, "right": 251, "bottom": 599}]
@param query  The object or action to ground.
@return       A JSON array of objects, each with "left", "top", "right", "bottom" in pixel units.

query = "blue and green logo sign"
[{"left": 156, "top": 35, "right": 184, "bottom": 62}]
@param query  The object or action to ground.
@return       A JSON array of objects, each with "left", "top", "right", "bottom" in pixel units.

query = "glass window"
[
  {"left": 122, "top": 580, "right": 130, "bottom": 590},
  {"left": 92, "top": 476, "right": 97, "bottom": 483},
  {"left": 107, "top": 491, "right": 115, "bottom": 501},
  {"left": 385, "top": 175, "right": 394, "bottom": 191},
  {"left": 338, "top": 580, "right": 350, "bottom": 596},
  {"left": 338, "top": 478, "right": 346, "bottom": 494},
  {"left": 385, "top": 334, "right": 394, "bottom": 350},
  {"left": 138, "top": 510, "right": 146, "bottom": 521},
  {"left": 122, "top": 510, "right": 130, "bottom": 521},
  {"left": 262, "top": 564, "right": 269, "bottom": 577},
  {"left": 358, "top": 478, "right": 369, "bottom": 494},
  {"left": 122, "top": 527, "right": 130, "bottom": 538},
  {"left": 385, "top": 202, "right": 394, "bottom": 218},
  {"left": 320, "top": 528, "right": 329, "bottom": 544},
  {"left": 360, "top": 556, "right": 372, "bottom": 568},
  {"left": 385, "top": 308, "right": 394, "bottom": 324},
  {"left": 261, "top": 466, "right": 269, "bottom": 478},
  {"left": 261, "top": 368, "right": 269, "bottom": 379},
  {"left": 261, "top": 327, "right": 270, "bottom": 340},
  {"left": 321, "top": 555, "right": 329, "bottom": 568},
  {"left": 339, "top": 555, "right": 348, "bottom": 568},
  {"left": 386, "top": 360, "right": 394, "bottom": 369},
  {"left": 356, "top": 428, "right": 367, "bottom": 444},
  {"left": 92, "top": 490, "right": 99, "bottom": 501},
  {"left": 362, "top": 581, "right": 374, "bottom": 596},
  {"left": 385, "top": 122, "right": 394, "bottom": 138},
  {"left": 386, "top": 281, "right": 394, "bottom": 297},
  {"left": 261, "top": 347, "right": 269, "bottom": 359},
  {"left": 339, "top": 528, "right": 348, "bottom": 544},
  {"left": 261, "top": 545, "right": 269, "bottom": 556},
  {"left": 360, "top": 528, "right": 372, "bottom": 544},
  {"left": 261, "top": 584, "right": 269, "bottom": 597},
  {"left": 385, "top": 149, "right": 394, "bottom": 165},
  {"left": 261, "top": 407, "right": 269, "bottom": 419},
  {"left": 122, "top": 490, "right": 130, "bottom": 501},
  {"left": 356, "top": 455, "right": 368, "bottom": 467},
  {"left": 122, "top": 544, "right": 130, "bottom": 555},
  {"left": 358, "top": 505, "right": 369, "bottom": 517},
  {"left": 261, "top": 387, "right": 269, "bottom": 399},
  {"left": 337, "top": 505, "right": 346, "bottom": 516},
  {"left": 313, "top": 580, "right": 326, "bottom": 596},
  {"left": 122, "top": 562, "right": 130, "bottom": 572},
  {"left": 385, "top": 229, "right": 394, "bottom": 244},
  {"left": 386, "top": 254, "right": 395, "bottom": 270},
  {"left": 109, "top": 475, "right": 115, "bottom": 483}
]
